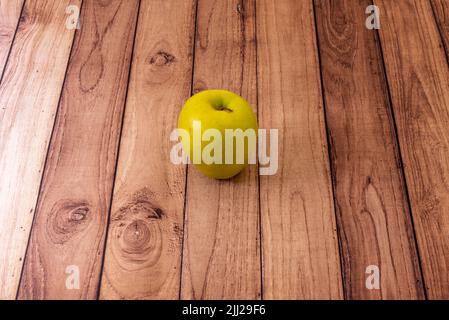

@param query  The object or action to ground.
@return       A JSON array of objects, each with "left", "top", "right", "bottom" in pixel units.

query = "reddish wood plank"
[
  {"left": 180, "top": 0, "right": 261, "bottom": 300},
  {"left": 17, "top": 0, "right": 139, "bottom": 299},
  {"left": 376, "top": 0, "right": 449, "bottom": 299},
  {"left": 432, "top": 0, "right": 449, "bottom": 57},
  {"left": 314, "top": 0, "right": 424, "bottom": 299},
  {"left": 99, "top": 0, "right": 196, "bottom": 299},
  {"left": 0, "top": 0, "right": 81, "bottom": 299},
  {"left": 257, "top": 0, "right": 343, "bottom": 299}
]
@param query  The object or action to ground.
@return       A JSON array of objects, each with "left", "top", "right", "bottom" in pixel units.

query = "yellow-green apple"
[{"left": 178, "top": 89, "right": 258, "bottom": 179}]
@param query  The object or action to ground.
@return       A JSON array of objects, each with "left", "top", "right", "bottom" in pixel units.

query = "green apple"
[{"left": 178, "top": 89, "right": 258, "bottom": 179}]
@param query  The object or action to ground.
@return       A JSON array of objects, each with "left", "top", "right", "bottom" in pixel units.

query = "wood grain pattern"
[
  {"left": 99, "top": 0, "right": 196, "bottom": 299},
  {"left": 0, "top": 0, "right": 23, "bottom": 79},
  {"left": 314, "top": 0, "right": 424, "bottom": 299},
  {"left": 0, "top": 0, "right": 80, "bottom": 299},
  {"left": 432, "top": 0, "right": 449, "bottom": 58},
  {"left": 180, "top": 0, "right": 261, "bottom": 300},
  {"left": 17, "top": 0, "right": 139, "bottom": 300},
  {"left": 1, "top": 0, "right": 449, "bottom": 301},
  {"left": 257, "top": 0, "right": 342, "bottom": 299},
  {"left": 376, "top": 0, "right": 449, "bottom": 299}
]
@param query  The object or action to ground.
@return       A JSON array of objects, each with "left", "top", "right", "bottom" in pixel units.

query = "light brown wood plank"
[
  {"left": 314, "top": 0, "right": 424, "bottom": 299},
  {"left": 0, "top": 0, "right": 23, "bottom": 79},
  {"left": 99, "top": 0, "right": 196, "bottom": 299},
  {"left": 180, "top": 0, "right": 260, "bottom": 300},
  {"left": 17, "top": 0, "right": 139, "bottom": 300},
  {"left": 0, "top": 0, "right": 81, "bottom": 300},
  {"left": 376, "top": 0, "right": 449, "bottom": 299},
  {"left": 257, "top": 0, "right": 343, "bottom": 299}
]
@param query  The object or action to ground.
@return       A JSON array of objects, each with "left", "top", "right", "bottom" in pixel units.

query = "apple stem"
[{"left": 215, "top": 105, "right": 233, "bottom": 112}]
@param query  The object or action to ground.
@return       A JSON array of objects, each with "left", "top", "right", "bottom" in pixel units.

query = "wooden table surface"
[{"left": 1, "top": 0, "right": 449, "bottom": 300}]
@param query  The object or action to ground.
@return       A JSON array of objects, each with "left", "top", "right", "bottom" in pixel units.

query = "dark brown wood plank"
[
  {"left": 180, "top": 0, "right": 261, "bottom": 300},
  {"left": 0, "top": 0, "right": 81, "bottom": 300},
  {"left": 257, "top": 0, "right": 343, "bottom": 299},
  {"left": 99, "top": 0, "right": 196, "bottom": 299},
  {"left": 432, "top": 0, "right": 449, "bottom": 58},
  {"left": 376, "top": 0, "right": 449, "bottom": 299},
  {"left": 17, "top": 0, "right": 139, "bottom": 299},
  {"left": 314, "top": 0, "right": 424, "bottom": 299}
]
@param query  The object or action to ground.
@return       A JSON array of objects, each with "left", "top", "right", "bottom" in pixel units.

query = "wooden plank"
[
  {"left": 0, "top": 0, "right": 81, "bottom": 300},
  {"left": 314, "top": 0, "right": 424, "bottom": 299},
  {"left": 432, "top": 0, "right": 449, "bottom": 57},
  {"left": 16, "top": 0, "right": 139, "bottom": 300},
  {"left": 375, "top": 0, "right": 449, "bottom": 299},
  {"left": 256, "top": 0, "right": 342, "bottom": 299},
  {"left": 99, "top": 0, "right": 196, "bottom": 299},
  {"left": 180, "top": 0, "right": 260, "bottom": 300},
  {"left": 0, "top": 0, "right": 24, "bottom": 79}
]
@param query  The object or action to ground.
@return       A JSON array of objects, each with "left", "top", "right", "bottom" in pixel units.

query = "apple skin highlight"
[{"left": 178, "top": 90, "right": 258, "bottom": 179}]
